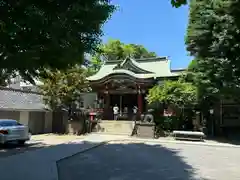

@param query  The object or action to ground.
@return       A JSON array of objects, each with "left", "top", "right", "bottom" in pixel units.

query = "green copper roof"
[{"left": 87, "top": 57, "right": 184, "bottom": 81}]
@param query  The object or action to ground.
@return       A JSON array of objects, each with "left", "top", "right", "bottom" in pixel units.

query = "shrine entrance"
[
  {"left": 110, "top": 94, "right": 138, "bottom": 113},
  {"left": 90, "top": 76, "right": 153, "bottom": 120},
  {"left": 109, "top": 93, "right": 145, "bottom": 120}
]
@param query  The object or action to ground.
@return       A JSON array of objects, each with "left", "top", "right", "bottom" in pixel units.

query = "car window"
[{"left": 0, "top": 121, "right": 20, "bottom": 127}]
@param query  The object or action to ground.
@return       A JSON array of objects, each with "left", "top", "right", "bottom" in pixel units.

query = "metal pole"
[
  {"left": 120, "top": 95, "right": 122, "bottom": 116},
  {"left": 220, "top": 99, "right": 223, "bottom": 125},
  {"left": 212, "top": 114, "right": 214, "bottom": 136}
]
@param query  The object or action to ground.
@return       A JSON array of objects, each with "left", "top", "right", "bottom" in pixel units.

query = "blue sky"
[{"left": 102, "top": 0, "right": 191, "bottom": 69}]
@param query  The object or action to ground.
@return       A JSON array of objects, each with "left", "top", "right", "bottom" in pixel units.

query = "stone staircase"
[{"left": 96, "top": 120, "right": 135, "bottom": 136}]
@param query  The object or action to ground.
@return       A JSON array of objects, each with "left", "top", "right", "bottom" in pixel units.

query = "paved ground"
[
  {"left": 57, "top": 139, "right": 240, "bottom": 180},
  {"left": 0, "top": 134, "right": 84, "bottom": 158},
  {"left": 1, "top": 133, "right": 238, "bottom": 158},
  {"left": 0, "top": 134, "right": 122, "bottom": 180},
  {"left": 1, "top": 134, "right": 240, "bottom": 180}
]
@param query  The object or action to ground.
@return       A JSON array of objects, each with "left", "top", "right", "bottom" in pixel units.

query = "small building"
[
  {"left": 87, "top": 57, "right": 184, "bottom": 119},
  {"left": 0, "top": 87, "right": 52, "bottom": 134},
  {"left": 8, "top": 75, "right": 43, "bottom": 92}
]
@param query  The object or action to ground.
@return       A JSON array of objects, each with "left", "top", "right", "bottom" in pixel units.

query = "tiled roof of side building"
[{"left": 0, "top": 87, "right": 49, "bottom": 111}]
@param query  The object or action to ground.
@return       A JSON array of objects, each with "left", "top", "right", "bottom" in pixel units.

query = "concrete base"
[
  {"left": 136, "top": 122, "right": 155, "bottom": 138},
  {"left": 67, "top": 121, "right": 84, "bottom": 135},
  {"left": 97, "top": 120, "right": 134, "bottom": 135}
]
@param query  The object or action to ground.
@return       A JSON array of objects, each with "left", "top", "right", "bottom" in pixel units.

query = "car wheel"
[{"left": 18, "top": 140, "right": 26, "bottom": 145}]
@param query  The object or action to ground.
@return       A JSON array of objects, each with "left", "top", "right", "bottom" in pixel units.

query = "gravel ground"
[{"left": 0, "top": 134, "right": 84, "bottom": 158}]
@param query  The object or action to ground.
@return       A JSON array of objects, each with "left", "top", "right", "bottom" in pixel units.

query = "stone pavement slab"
[
  {"left": 0, "top": 134, "right": 121, "bottom": 180},
  {"left": 130, "top": 136, "right": 240, "bottom": 148},
  {"left": 91, "top": 133, "right": 240, "bottom": 148},
  {"left": 1, "top": 133, "right": 239, "bottom": 180},
  {"left": 58, "top": 139, "right": 240, "bottom": 180},
  {"left": 30, "top": 134, "right": 85, "bottom": 145},
  {"left": 0, "top": 134, "right": 85, "bottom": 158}
]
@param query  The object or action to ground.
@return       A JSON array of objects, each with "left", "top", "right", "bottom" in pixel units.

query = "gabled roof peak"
[
  {"left": 120, "top": 57, "right": 132, "bottom": 66},
  {"left": 112, "top": 57, "right": 153, "bottom": 74}
]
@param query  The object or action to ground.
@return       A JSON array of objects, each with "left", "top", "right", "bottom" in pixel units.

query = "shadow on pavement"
[
  {"left": 57, "top": 140, "right": 209, "bottom": 180},
  {"left": 206, "top": 136, "right": 240, "bottom": 145},
  {"left": 207, "top": 127, "right": 240, "bottom": 145},
  {"left": 0, "top": 142, "right": 49, "bottom": 158}
]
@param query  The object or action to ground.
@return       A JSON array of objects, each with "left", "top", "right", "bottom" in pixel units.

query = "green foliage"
[
  {"left": 147, "top": 80, "right": 197, "bottom": 108},
  {"left": 0, "top": 0, "right": 115, "bottom": 82},
  {"left": 85, "top": 39, "right": 158, "bottom": 75},
  {"left": 0, "top": 69, "right": 13, "bottom": 86},
  {"left": 148, "top": 80, "right": 196, "bottom": 132},
  {"left": 187, "top": 59, "right": 198, "bottom": 72},
  {"left": 86, "top": 54, "right": 103, "bottom": 76},
  {"left": 155, "top": 115, "right": 180, "bottom": 132},
  {"left": 185, "top": 0, "right": 240, "bottom": 99},
  {"left": 181, "top": 59, "right": 199, "bottom": 85},
  {"left": 39, "top": 66, "right": 89, "bottom": 110},
  {"left": 171, "top": 0, "right": 188, "bottom": 8},
  {"left": 96, "top": 39, "right": 157, "bottom": 61}
]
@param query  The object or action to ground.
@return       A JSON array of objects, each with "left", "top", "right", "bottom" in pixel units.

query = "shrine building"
[{"left": 87, "top": 57, "right": 185, "bottom": 120}]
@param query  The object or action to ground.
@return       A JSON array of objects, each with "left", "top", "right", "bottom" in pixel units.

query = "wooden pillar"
[
  {"left": 103, "top": 84, "right": 110, "bottom": 119},
  {"left": 137, "top": 85, "right": 143, "bottom": 114},
  {"left": 104, "top": 84, "right": 110, "bottom": 109}
]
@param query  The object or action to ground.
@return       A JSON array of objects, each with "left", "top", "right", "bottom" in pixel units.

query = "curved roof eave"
[{"left": 87, "top": 69, "right": 156, "bottom": 81}]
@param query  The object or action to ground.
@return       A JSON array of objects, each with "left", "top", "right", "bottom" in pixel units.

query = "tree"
[
  {"left": 0, "top": 0, "right": 115, "bottom": 82},
  {"left": 185, "top": 0, "right": 240, "bottom": 99},
  {"left": 147, "top": 80, "right": 197, "bottom": 110},
  {"left": 181, "top": 59, "right": 203, "bottom": 89},
  {"left": 0, "top": 69, "right": 13, "bottom": 86},
  {"left": 86, "top": 54, "right": 103, "bottom": 76},
  {"left": 171, "top": 0, "right": 188, "bottom": 8},
  {"left": 91, "top": 39, "right": 157, "bottom": 63},
  {"left": 147, "top": 80, "right": 197, "bottom": 131},
  {"left": 39, "top": 66, "right": 89, "bottom": 112},
  {"left": 84, "top": 39, "right": 157, "bottom": 75}
]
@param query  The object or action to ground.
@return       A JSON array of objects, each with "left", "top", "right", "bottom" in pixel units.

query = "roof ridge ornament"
[
  {"left": 113, "top": 57, "right": 153, "bottom": 74},
  {"left": 120, "top": 56, "right": 131, "bottom": 66}
]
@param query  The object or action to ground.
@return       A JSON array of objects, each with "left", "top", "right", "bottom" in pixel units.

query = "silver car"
[{"left": 0, "top": 119, "right": 31, "bottom": 145}]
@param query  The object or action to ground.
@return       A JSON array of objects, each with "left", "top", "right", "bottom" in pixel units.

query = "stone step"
[{"left": 97, "top": 120, "right": 134, "bottom": 135}]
